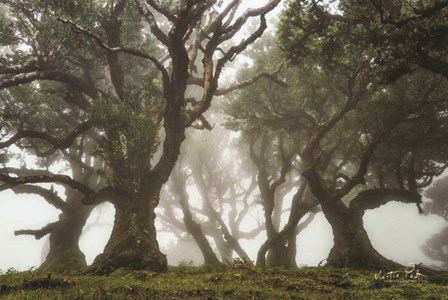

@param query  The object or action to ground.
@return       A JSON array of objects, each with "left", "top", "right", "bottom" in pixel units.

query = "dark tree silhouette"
[
  {"left": 224, "top": 39, "right": 322, "bottom": 269},
  {"left": 247, "top": 133, "right": 318, "bottom": 269}
]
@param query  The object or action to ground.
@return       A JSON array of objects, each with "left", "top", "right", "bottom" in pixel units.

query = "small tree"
[
  {"left": 224, "top": 42, "right": 320, "bottom": 269},
  {"left": 159, "top": 126, "right": 261, "bottom": 264},
  {"left": 2, "top": 140, "right": 102, "bottom": 272}
]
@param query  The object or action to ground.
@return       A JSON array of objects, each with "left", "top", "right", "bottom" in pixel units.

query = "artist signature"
[{"left": 373, "top": 263, "right": 426, "bottom": 283}]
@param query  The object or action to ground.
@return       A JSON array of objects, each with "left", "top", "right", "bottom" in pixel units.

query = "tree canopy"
[
  {"left": 226, "top": 12, "right": 448, "bottom": 268},
  {"left": 1, "top": 0, "right": 447, "bottom": 275},
  {"left": 277, "top": 0, "right": 448, "bottom": 81},
  {"left": 0, "top": 0, "right": 281, "bottom": 273}
]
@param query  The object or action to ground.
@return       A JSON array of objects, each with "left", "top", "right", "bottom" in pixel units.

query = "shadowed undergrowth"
[{"left": 0, "top": 264, "right": 447, "bottom": 299}]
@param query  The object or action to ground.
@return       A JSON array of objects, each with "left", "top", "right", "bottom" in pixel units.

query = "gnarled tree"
[
  {"left": 227, "top": 35, "right": 448, "bottom": 269},
  {"left": 0, "top": 0, "right": 280, "bottom": 272},
  {"left": 2, "top": 140, "right": 103, "bottom": 272},
  {"left": 224, "top": 42, "right": 321, "bottom": 269}
]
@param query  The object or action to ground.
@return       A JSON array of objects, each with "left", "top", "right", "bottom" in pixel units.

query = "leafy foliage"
[
  {"left": 277, "top": 0, "right": 448, "bottom": 81},
  {"left": 91, "top": 97, "right": 160, "bottom": 190}
]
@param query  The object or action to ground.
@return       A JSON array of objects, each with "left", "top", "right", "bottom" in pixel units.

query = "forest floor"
[{"left": 0, "top": 263, "right": 447, "bottom": 299}]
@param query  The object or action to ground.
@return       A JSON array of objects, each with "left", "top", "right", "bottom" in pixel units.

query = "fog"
[
  {"left": 1, "top": 0, "right": 447, "bottom": 279},
  {"left": 1, "top": 185, "right": 445, "bottom": 271}
]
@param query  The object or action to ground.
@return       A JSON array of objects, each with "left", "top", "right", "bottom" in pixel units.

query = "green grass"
[{"left": 0, "top": 264, "right": 447, "bottom": 299}]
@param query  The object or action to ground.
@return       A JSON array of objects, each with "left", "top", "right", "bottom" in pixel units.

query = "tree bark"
[
  {"left": 91, "top": 193, "right": 167, "bottom": 273},
  {"left": 321, "top": 188, "right": 423, "bottom": 270},
  {"left": 322, "top": 200, "right": 400, "bottom": 270},
  {"left": 325, "top": 189, "right": 424, "bottom": 269},
  {"left": 257, "top": 182, "right": 317, "bottom": 269},
  {"left": 179, "top": 196, "right": 221, "bottom": 266},
  {"left": 171, "top": 166, "right": 221, "bottom": 266},
  {"left": 211, "top": 232, "right": 233, "bottom": 262},
  {"left": 11, "top": 170, "right": 94, "bottom": 272},
  {"left": 40, "top": 204, "right": 91, "bottom": 272}
]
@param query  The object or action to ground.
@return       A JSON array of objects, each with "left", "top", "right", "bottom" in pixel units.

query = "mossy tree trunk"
[
  {"left": 40, "top": 204, "right": 92, "bottom": 272},
  {"left": 12, "top": 145, "right": 99, "bottom": 272},
  {"left": 92, "top": 191, "right": 167, "bottom": 273},
  {"left": 322, "top": 202, "right": 397, "bottom": 269},
  {"left": 1, "top": 0, "right": 280, "bottom": 274},
  {"left": 13, "top": 193, "right": 92, "bottom": 272},
  {"left": 320, "top": 189, "right": 423, "bottom": 269}
]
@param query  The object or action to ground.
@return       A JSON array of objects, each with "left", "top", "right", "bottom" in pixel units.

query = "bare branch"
[
  {"left": 218, "top": 0, "right": 280, "bottom": 44},
  {"left": 14, "top": 221, "right": 59, "bottom": 240},
  {"left": 57, "top": 17, "right": 171, "bottom": 86},
  {"left": 349, "top": 188, "right": 423, "bottom": 214},
  {"left": 12, "top": 184, "right": 68, "bottom": 211},
  {"left": 0, "top": 173, "right": 94, "bottom": 195},
  {"left": 216, "top": 69, "right": 287, "bottom": 96},
  {"left": 0, "top": 168, "right": 54, "bottom": 177},
  {"left": 215, "top": 13, "right": 268, "bottom": 78},
  {"left": 146, "top": 0, "right": 176, "bottom": 22},
  {"left": 0, "top": 60, "right": 42, "bottom": 75},
  {"left": 0, "top": 70, "right": 101, "bottom": 100},
  {"left": 134, "top": 0, "right": 170, "bottom": 46},
  {"left": 190, "top": 115, "right": 214, "bottom": 131},
  {"left": 187, "top": 64, "right": 288, "bottom": 96},
  {"left": 183, "top": 1, "right": 280, "bottom": 127},
  {"left": 0, "top": 121, "right": 94, "bottom": 154}
]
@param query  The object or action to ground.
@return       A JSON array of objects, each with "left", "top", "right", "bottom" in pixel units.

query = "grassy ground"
[{"left": 0, "top": 263, "right": 447, "bottom": 299}]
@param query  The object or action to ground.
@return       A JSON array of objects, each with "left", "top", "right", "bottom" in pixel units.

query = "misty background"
[
  {"left": 1, "top": 0, "right": 447, "bottom": 276},
  {"left": 1, "top": 125, "right": 446, "bottom": 270}
]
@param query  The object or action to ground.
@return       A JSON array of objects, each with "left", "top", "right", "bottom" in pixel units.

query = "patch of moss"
[{"left": 0, "top": 266, "right": 447, "bottom": 299}]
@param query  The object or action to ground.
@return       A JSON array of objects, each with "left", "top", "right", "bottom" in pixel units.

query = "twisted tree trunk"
[
  {"left": 11, "top": 156, "right": 97, "bottom": 272},
  {"left": 257, "top": 182, "right": 318, "bottom": 269},
  {"left": 40, "top": 204, "right": 92, "bottom": 271},
  {"left": 91, "top": 191, "right": 167, "bottom": 273},
  {"left": 14, "top": 198, "right": 92, "bottom": 272},
  {"left": 323, "top": 189, "right": 423, "bottom": 269}
]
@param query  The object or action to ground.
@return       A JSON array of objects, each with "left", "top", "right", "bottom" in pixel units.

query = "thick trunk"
[
  {"left": 286, "top": 233, "right": 299, "bottom": 269},
  {"left": 12, "top": 183, "right": 93, "bottom": 272},
  {"left": 322, "top": 201, "right": 400, "bottom": 270},
  {"left": 91, "top": 194, "right": 167, "bottom": 273},
  {"left": 40, "top": 206, "right": 91, "bottom": 272}
]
